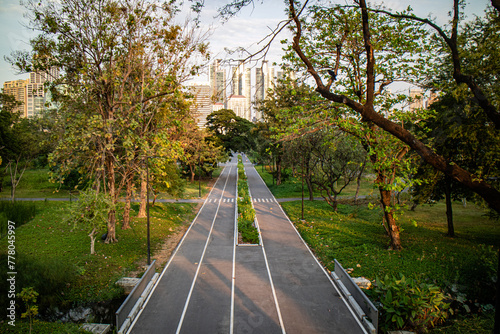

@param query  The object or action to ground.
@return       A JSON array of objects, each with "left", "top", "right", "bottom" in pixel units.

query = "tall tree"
[
  {"left": 285, "top": 0, "right": 500, "bottom": 213},
  {"left": 11, "top": 0, "right": 208, "bottom": 242}
]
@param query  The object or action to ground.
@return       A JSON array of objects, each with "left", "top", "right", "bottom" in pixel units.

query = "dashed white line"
[{"left": 245, "top": 167, "right": 286, "bottom": 334}]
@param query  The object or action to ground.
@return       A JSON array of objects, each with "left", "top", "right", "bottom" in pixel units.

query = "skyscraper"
[
  {"left": 254, "top": 61, "right": 276, "bottom": 121},
  {"left": 209, "top": 59, "right": 226, "bottom": 104},
  {"left": 231, "top": 61, "right": 251, "bottom": 120},
  {"left": 188, "top": 84, "right": 212, "bottom": 128}
]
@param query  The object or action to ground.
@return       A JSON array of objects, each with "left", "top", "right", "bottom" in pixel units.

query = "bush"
[
  {"left": 368, "top": 274, "right": 452, "bottom": 333},
  {"left": 0, "top": 201, "right": 37, "bottom": 237},
  {"left": 237, "top": 157, "right": 259, "bottom": 244}
]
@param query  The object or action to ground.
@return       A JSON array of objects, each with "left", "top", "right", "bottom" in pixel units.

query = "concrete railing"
[
  {"left": 331, "top": 259, "right": 378, "bottom": 334},
  {"left": 115, "top": 260, "right": 158, "bottom": 334}
]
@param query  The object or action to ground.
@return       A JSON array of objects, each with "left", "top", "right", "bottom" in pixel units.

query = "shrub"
[
  {"left": 368, "top": 274, "right": 452, "bottom": 333},
  {"left": 237, "top": 157, "right": 259, "bottom": 244}
]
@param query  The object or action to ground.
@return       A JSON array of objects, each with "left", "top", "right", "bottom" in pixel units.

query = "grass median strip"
[{"left": 237, "top": 156, "right": 259, "bottom": 244}]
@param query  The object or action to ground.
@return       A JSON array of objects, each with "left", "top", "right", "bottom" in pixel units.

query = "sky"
[{"left": 0, "top": 0, "right": 492, "bottom": 86}]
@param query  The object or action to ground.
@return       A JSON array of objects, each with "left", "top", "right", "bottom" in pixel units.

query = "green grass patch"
[
  {"left": 256, "top": 166, "right": 375, "bottom": 199},
  {"left": 1, "top": 167, "right": 221, "bottom": 200},
  {"left": 0, "top": 201, "right": 37, "bottom": 237},
  {"left": 237, "top": 157, "right": 259, "bottom": 244},
  {"left": 1, "top": 169, "right": 74, "bottom": 199},
  {"left": 281, "top": 200, "right": 498, "bottom": 333},
  {"left": 0, "top": 200, "right": 196, "bottom": 319},
  {"left": 0, "top": 320, "right": 92, "bottom": 333}
]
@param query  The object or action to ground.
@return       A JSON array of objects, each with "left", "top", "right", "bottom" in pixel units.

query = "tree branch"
[{"left": 368, "top": 3, "right": 500, "bottom": 129}]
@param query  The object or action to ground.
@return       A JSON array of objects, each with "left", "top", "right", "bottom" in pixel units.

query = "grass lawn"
[
  {"left": 0, "top": 321, "right": 91, "bottom": 334},
  {"left": 280, "top": 199, "right": 498, "bottom": 333},
  {"left": 256, "top": 165, "right": 376, "bottom": 199},
  {"left": 0, "top": 167, "right": 222, "bottom": 200},
  {"left": 0, "top": 200, "right": 197, "bottom": 332}
]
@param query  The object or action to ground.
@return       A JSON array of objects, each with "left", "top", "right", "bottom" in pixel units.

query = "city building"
[
  {"left": 188, "top": 84, "right": 212, "bottom": 128},
  {"left": 3, "top": 79, "right": 28, "bottom": 115},
  {"left": 2, "top": 67, "right": 59, "bottom": 118},
  {"left": 255, "top": 60, "right": 274, "bottom": 102},
  {"left": 408, "top": 88, "right": 424, "bottom": 112},
  {"left": 188, "top": 59, "right": 286, "bottom": 128},
  {"left": 209, "top": 59, "right": 227, "bottom": 104},
  {"left": 227, "top": 95, "right": 248, "bottom": 119},
  {"left": 231, "top": 61, "right": 251, "bottom": 119}
]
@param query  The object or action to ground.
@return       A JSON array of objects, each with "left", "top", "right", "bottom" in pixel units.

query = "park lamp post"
[
  {"left": 144, "top": 156, "right": 152, "bottom": 266},
  {"left": 144, "top": 155, "right": 164, "bottom": 265}
]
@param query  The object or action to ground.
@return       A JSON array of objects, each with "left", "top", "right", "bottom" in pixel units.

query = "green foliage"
[
  {"left": 66, "top": 188, "right": 115, "bottom": 254},
  {"left": 18, "top": 287, "right": 39, "bottom": 334},
  {"left": 0, "top": 321, "right": 92, "bottom": 333},
  {"left": 237, "top": 157, "right": 259, "bottom": 244},
  {"left": 0, "top": 201, "right": 37, "bottom": 237},
  {"left": 0, "top": 253, "right": 77, "bottom": 318},
  {"left": 206, "top": 109, "right": 256, "bottom": 153},
  {"left": 368, "top": 274, "right": 451, "bottom": 332}
]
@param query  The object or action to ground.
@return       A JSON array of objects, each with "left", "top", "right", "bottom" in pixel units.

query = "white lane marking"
[
  {"left": 245, "top": 166, "right": 286, "bottom": 334},
  {"left": 251, "top": 167, "right": 368, "bottom": 334},
  {"left": 230, "top": 164, "right": 238, "bottom": 334},
  {"left": 127, "top": 166, "right": 229, "bottom": 334},
  {"left": 176, "top": 165, "right": 234, "bottom": 334},
  {"left": 260, "top": 236, "right": 286, "bottom": 334}
]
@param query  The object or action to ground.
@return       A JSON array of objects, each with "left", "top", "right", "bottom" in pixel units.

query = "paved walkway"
[{"left": 127, "top": 155, "right": 367, "bottom": 334}]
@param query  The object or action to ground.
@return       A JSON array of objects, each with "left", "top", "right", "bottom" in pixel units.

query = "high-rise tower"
[{"left": 209, "top": 59, "right": 226, "bottom": 103}]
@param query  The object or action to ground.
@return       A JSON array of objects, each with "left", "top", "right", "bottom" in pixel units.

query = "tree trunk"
[
  {"left": 444, "top": 176, "right": 455, "bottom": 237},
  {"left": 89, "top": 228, "right": 96, "bottom": 255},
  {"left": 306, "top": 176, "right": 314, "bottom": 201},
  {"left": 8, "top": 159, "right": 27, "bottom": 203},
  {"left": 379, "top": 186, "right": 402, "bottom": 250},
  {"left": 138, "top": 170, "right": 147, "bottom": 218},
  {"left": 276, "top": 155, "right": 282, "bottom": 185},
  {"left": 190, "top": 164, "right": 196, "bottom": 183},
  {"left": 105, "top": 153, "right": 118, "bottom": 243},
  {"left": 332, "top": 193, "right": 338, "bottom": 212},
  {"left": 122, "top": 177, "right": 132, "bottom": 230}
]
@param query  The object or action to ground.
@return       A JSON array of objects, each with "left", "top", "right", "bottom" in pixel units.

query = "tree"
[
  {"left": 412, "top": 91, "right": 499, "bottom": 236},
  {"left": 254, "top": 78, "right": 319, "bottom": 186},
  {"left": 0, "top": 94, "right": 48, "bottom": 201},
  {"left": 67, "top": 188, "right": 115, "bottom": 255},
  {"left": 18, "top": 287, "right": 38, "bottom": 334},
  {"left": 282, "top": 0, "right": 500, "bottom": 215},
  {"left": 309, "top": 129, "right": 366, "bottom": 211},
  {"left": 277, "top": 5, "right": 429, "bottom": 249},
  {"left": 206, "top": 109, "right": 256, "bottom": 153},
  {"left": 11, "top": 0, "right": 208, "bottom": 242},
  {"left": 179, "top": 122, "right": 225, "bottom": 183}
]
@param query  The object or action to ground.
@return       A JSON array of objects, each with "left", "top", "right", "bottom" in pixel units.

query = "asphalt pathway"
[{"left": 128, "top": 155, "right": 367, "bottom": 334}]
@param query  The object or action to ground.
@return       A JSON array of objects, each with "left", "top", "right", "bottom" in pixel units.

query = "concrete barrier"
[
  {"left": 332, "top": 259, "right": 378, "bottom": 334},
  {"left": 115, "top": 260, "right": 158, "bottom": 334}
]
